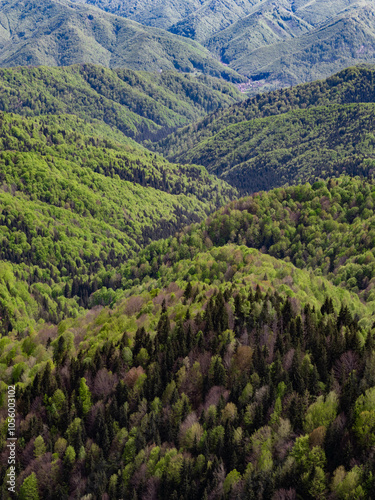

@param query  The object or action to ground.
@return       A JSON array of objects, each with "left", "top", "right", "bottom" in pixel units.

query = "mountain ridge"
[{"left": 0, "top": 0, "right": 243, "bottom": 81}]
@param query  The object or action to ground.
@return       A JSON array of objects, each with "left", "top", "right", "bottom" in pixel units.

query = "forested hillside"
[
  {"left": 156, "top": 67, "right": 375, "bottom": 192},
  {"left": 0, "top": 110, "right": 237, "bottom": 332},
  {"left": 2, "top": 177, "right": 375, "bottom": 498},
  {"left": 0, "top": 65, "right": 241, "bottom": 142},
  {"left": 2, "top": 0, "right": 375, "bottom": 497}
]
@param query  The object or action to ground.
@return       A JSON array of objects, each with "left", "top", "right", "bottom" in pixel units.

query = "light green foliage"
[
  {"left": 65, "top": 418, "right": 83, "bottom": 445},
  {"left": 0, "top": 105, "right": 237, "bottom": 336},
  {"left": 123, "top": 437, "right": 137, "bottom": 465},
  {"left": 51, "top": 389, "right": 66, "bottom": 413},
  {"left": 250, "top": 426, "right": 273, "bottom": 472},
  {"left": 78, "top": 378, "right": 92, "bottom": 416},
  {"left": 223, "top": 469, "right": 242, "bottom": 495},
  {"left": 304, "top": 391, "right": 339, "bottom": 433},
  {"left": 331, "top": 466, "right": 366, "bottom": 499},
  {"left": 54, "top": 437, "right": 67, "bottom": 457},
  {"left": 34, "top": 435, "right": 46, "bottom": 458},
  {"left": 181, "top": 422, "right": 204, "bottom": 448},
  {"left": 64, "top": 445, "right": 76, "bottom": 465},
  {"left": 19, "top": 472, "right": 40, "bottom": 500},
  {"left": 353, "top": 387, "right": 375, "bottom": 447}
]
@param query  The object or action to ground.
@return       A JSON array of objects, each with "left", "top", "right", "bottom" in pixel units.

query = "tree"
[
  {"left": 78, "top": 377, "right": 92, "bottom": 416},
  {"left": 34, "top": 435, "right": 46, "bottom": 458},
  {"left": 19, "top": 473, "right": 40, "bottom": 500}
]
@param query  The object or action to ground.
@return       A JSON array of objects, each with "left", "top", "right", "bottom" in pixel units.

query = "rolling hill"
[{"left": 0, "top": 110, "right": 237, "bottom": 331}]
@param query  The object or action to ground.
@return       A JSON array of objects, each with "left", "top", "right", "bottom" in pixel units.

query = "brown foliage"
[{"left": 124, "top": 366, "right": 145, "bottom": 389}]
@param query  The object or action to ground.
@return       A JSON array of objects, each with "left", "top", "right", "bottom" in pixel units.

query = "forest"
[
  {"left": 0, "top": 109, "right": 236, "bottom": 333},
  {"left": 2, "top": 176, "right": 375, "bottom": 498},
  {"left": 155, "top": 67, "right": 375, "bottom": 192},
  {"left": 2, "top": 63, "right": 375, "bottom": 499}
]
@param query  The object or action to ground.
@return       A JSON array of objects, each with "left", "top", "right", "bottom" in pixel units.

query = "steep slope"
[
  {"left": 78, "top": 0, "right": 205, "bottom": 29},
  {"left": 76, "top": 0, "right": 261, "bottom": 37},
  {"left": 0, "top": 0, "right": 243, "bottom": 81},
  {"left": 0, "top": 65, "right": 242, "bottom": 142},
  {"left": 206, "top": 1, "right": 375, "bottom": 88},
  {"left": 168, "top": 0, "right": 261, "bottom": 42},
  {"left": 0, "top": 111, "right": 237, "bottom": 330},
  {"left": 161, "top": 102, "right": 375, "bottom": 192},
  {"left": 156, "top": 67, "right": 375, "bottom": 191}
]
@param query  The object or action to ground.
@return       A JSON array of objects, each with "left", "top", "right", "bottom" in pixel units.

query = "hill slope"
[
  {"left": 167, "top": 0, "right": 261, "bottom": 42},
  {"left": 156, "top": 67, "right": 375, "bottom": 192},
  {"left": 2, "top": 178, "right": 375, "bottom": 498},
  {"left": 76, "top": 0, "right": 261, "bottom": 37},
  {"left": 0, "top": 64, "right": 241, "bottom": 142},
  {"left": 0, "top": 0, "right": 243, "bottom": 81},
  {"left": 0, "top": 110, "right": 237, "bottom": 331},
  {"left": 124, "top": 177, "right": 375, "bottom": 308}
]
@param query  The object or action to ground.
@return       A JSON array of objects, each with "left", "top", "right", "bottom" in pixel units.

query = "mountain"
[
  {"left": 206, "top": 0, "right": 375, "bottom": 89},
  {"left": 168, "top": 0, "right": 261, "bottom": 42},
  {"left": 0, "top": 110, "right": 237, "bottom": 331},
  {"left": 78, "top": 0, "right": 205, "bottom": 29},
  {"left": 76, "top": 0, "right": 262, "bottom": 38},
  {"left": 74, "top": 0, "right": 375, "bottom": 92},
  {"left": 156, "top": 66, "right": 375, "bottom": 192},
  {"left": 3, "top": 176, "right": 375, "bottom": 498},
  {"left": 0, "top": 64, "right": 242, "bottom": 142},
  {"left": 0, "top": 0, "right": 243, "bottom": 81}
]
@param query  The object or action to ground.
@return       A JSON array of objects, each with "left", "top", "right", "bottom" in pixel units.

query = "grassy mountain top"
[
  {"left": 0, "top": 0, "right": 243, "bottom": 81},
  {"left": 0, "top": 64, "right": 242, "bottom": 142},
  {"left": 155, "top": 66, "right": 375, "bottom": 191},
  {"left": 0, "top": 109, "right": 237, "bottom": 332}
]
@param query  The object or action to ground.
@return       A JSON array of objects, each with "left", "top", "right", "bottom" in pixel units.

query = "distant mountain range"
[
  {"left": 0, "top": 0, "right": 243, "bottom": 81},
  {"left": 1, "top": 0, "right": 375, "bottom": 90},
  {"left": 77, "top": 0, "right": 375, "bottom": 91}
]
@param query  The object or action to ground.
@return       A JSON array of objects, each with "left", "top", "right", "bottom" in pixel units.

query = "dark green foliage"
[
  {"left": 155, "top": 67, "right": 375, "bottom": 193},
  {"left": 0, "top": 64, "right": 242, "bottom": 143},
  {"left": 2, "top": 275, "right": 373, "bottom": 499}
]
